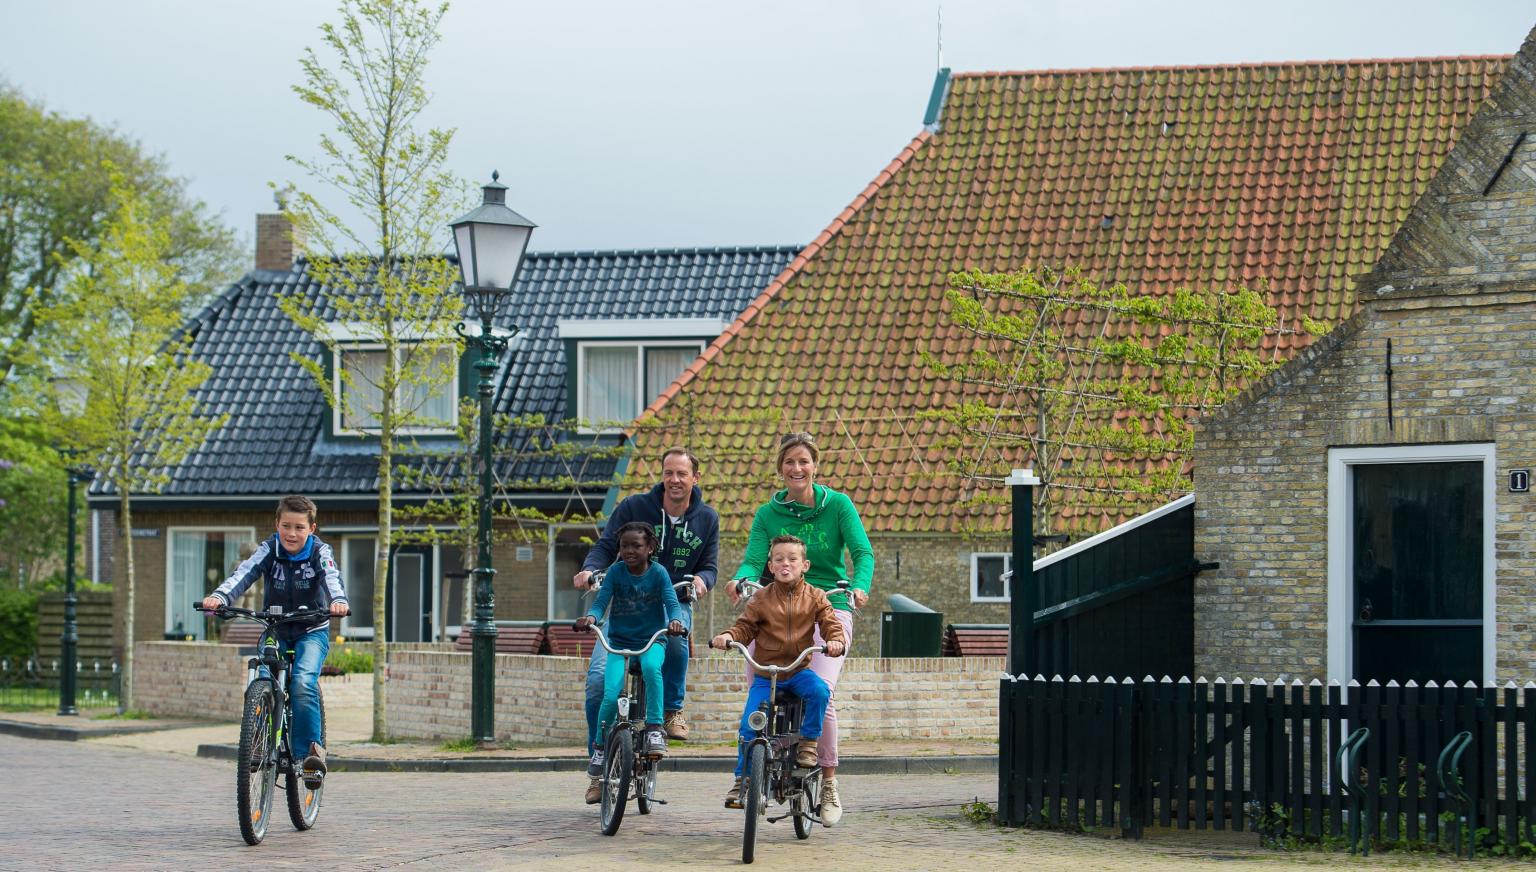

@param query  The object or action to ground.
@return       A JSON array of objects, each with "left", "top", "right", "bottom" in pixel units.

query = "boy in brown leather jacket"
[{"left": 710, "top": 534, "right": 846, "bottom": 807}]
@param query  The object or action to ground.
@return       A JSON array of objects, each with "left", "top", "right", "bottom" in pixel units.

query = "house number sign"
[{"left": 1512, "top": 469, "right": 1531, "bottom": 493}]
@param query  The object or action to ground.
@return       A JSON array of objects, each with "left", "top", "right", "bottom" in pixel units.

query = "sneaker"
[
  {"left": 587, "top": 749, "right": 606, "bottom": 777},
  {"left": 820, "top": 776, "right": 842, "bottom": 827},
  {"left": 585, "top": 776, "right": 602, "bottom": 805},
  {"left": 795, "top": 737, "right": 819, "bottom": 769},
  {"left": 664, "top": 709, "right": 690, "bottom": 741},
  {"left": 643, "top": 726, "right": 668, "bottom": 758},
  {"left": 724, "top": 777, "right": 744, "bottom": 809},
  {"left": 301, "top": 742, "right": 327, "bottom": 789}
]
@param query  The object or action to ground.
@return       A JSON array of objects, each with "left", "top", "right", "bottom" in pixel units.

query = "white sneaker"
[
  {"left": 820, "top": 775, "right": 842, "bottom": 827},
  {"left": 587, "top": 749, "right": 605, "bottom": 777}
]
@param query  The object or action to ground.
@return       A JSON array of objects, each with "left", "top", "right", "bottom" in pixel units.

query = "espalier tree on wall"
[
  {"left": 276, "top": 0, "right": 465, "bottom": 742},
  {"left": 921, "top": 266, "right": 1322, "bottom": 540}
]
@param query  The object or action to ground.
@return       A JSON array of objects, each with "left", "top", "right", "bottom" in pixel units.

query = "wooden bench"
[
  {"left": 542, "top": 623, "right": 599, "bottom": 659},
  {"left": 452, "top": 621, "right": 548, "bottom": 655},
  {"left": 943, "top": 623, "right": 1010, "bottom": 657},
  {"left": 221, "top": 622, "right": 265, "bottom": 649}
]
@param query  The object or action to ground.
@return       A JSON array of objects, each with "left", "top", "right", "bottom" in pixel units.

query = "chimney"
[{"left": 254, "top": 212, "right": 300, "bottom": 271}]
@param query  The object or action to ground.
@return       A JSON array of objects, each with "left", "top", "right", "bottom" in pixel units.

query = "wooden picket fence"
[{"left": 999, "top": 674, "right": 1536, "bottom": 854}]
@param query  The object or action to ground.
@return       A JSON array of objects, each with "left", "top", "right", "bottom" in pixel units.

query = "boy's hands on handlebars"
[
  {"left": 201, "top": 595, "right": 223, "bottom": 612},
  {"left": 329, "top": 601, "right": 350, "bottom": 617},
  {"left": 709, "top": 633, "right": 731, "bottom": 651}
]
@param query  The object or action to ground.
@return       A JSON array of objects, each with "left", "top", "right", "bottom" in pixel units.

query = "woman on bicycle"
[
  {"left": 575, "top": 522, "right": 685, "bottom": 777},
  {"left": 711, "top": 534, "right": 845, "bottom": 808},
  {"left": 723, "top": 431, "right": 874, "bottom": 826}
]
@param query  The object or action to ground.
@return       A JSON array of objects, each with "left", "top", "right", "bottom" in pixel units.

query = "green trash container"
[{"left": 880, "top": 594, "right": 943, "bottom": 657}]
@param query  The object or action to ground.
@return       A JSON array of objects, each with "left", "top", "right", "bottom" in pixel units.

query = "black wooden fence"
[{"left": 999, "top": 674, "right": 1536, "bottom": 853}]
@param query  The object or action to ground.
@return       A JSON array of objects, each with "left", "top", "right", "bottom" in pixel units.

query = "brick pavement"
[{"left": 0, "top": 734, "right": 1490, "bottom": 871}]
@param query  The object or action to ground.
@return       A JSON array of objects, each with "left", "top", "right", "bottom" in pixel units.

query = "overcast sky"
[{"left": 2, "top": 1, "right": 1533, "bottom": 255}]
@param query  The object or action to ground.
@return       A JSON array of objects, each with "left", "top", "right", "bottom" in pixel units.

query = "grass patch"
[
  {"left": 94, "top": 709, "right": 152, "bottom": 720},
  {"left": 440, "top": 736, "right": 480, "bottom": 753}
]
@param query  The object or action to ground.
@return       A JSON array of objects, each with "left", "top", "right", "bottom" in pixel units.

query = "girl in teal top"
[{"left": 725, "top": 431, "right": 874, "bottom": 827}]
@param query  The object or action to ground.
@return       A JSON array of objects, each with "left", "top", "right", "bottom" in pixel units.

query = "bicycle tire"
[
  {"left": 286, "top": 684, "right": 325, "bottom": 830},
  {"left": 742, "top": 742, "right": 767, "bottom": 864},
  {"left": 794, "top": 767, "right": 822, "bottom": 839},
  {"left": 237, "top": 680, "right": 278, "bottom": 846},
  {"left": 636, "top": 757, "right": 656, "bottom": 815},
  {"left": 599, "top": 728, "right": 632, "bottom": 836}
]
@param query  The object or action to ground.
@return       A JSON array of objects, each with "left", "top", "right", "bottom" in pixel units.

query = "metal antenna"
[{"left": 937, "top": 5, "right": 944, "bottom": 70}]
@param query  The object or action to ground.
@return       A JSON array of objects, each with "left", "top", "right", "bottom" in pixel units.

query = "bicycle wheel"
[
  {"left": 599, "top": 728, "right": 633, "bottom": 836},
  {"left": 286, "top": 684, "right": 325, "bottom": 830},
  {"left": 636, "top": 759, "right": 657, "bottom": 815},
  {"left": 742, "top": 742, "right": 767, "bottom": 864},
  {"left": 237, "top": 679, "right": 278, "bottom": 846},
  {"left": 793, "top": 768, "right": 821, "bottom": 839}
]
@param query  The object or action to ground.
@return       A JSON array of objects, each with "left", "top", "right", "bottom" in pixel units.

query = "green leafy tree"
[
  {"left": 34, "top": 169, "right": 228, "bottom": 709},
  {"left": 922, "top": 266, "right": 1314, "bottom": 539},
  {"left": 0, "top": 84, "right": 242, "bottom": 396},
  {"left": 278, "top": 0, "right": 465, "bottom": 741}
]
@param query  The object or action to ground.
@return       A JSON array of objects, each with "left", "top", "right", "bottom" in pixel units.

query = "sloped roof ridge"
[
  {"left": 637, "top": 128, "right": 937, "bottom": 425},
  {"left": 527, "top": 244, "right": 803, "bottom": 260},
  {"left": 956, "top": 53, "right": 1512, "bottom": 79}
]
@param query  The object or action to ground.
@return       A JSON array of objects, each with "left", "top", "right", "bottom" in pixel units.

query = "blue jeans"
[
  {"left": 733, "top": 669, "right": 829, "bottom": 776},
  {"left": 594, "top": 646, "right": 665, "bottom": 752},
  {"left": 585, "top": 602, "right": 692, "bottom": 752},
  {"left": 261, "top": 628, "right": 328, "bottom": 757}
]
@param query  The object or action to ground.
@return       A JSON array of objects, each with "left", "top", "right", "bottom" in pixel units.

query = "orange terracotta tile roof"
[{"left": 628, "top": 55, "right": 1509, "bottom": 539}]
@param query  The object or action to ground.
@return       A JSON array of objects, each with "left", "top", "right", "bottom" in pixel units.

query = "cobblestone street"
[{"left": 0, "top": 734, "right": 1504, "bottom": 871}]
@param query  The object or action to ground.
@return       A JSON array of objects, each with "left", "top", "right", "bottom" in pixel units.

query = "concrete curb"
[
  {"left": 194, "top": 743, "right": 998, "bottom": 775},
  {"left": 0, "top": 718, "right": 204, "bottom": 742}
]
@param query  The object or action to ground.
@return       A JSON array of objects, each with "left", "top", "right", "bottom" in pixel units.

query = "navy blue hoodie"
[
  {"left": 580, "top": 484, "right": 719, "bottom": 590},
  {"left": 210, "top": 533, "right": 348, "bottom": 640}
]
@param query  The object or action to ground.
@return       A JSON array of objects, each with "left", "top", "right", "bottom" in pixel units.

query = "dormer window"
[
  {"left": 558, "top": 318, "right": 727, "bottom": 432},
  {"left": 328, "top": 323, "right": 460, "bottom": 436}
]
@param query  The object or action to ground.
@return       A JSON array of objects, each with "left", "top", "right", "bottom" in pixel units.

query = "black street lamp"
[
  {"left": 449, "top": 171, "right": 535, "bottom": 744},
  {"left": 52, "top": 378, "right": 94, "bottom": 716}
]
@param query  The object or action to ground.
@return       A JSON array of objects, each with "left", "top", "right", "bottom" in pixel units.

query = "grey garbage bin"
[{"left": 880, "top": 594, "right": 943, "bottom": 657}]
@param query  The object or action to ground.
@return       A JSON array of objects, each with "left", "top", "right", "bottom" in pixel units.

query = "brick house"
[
  {"left": 1195, "top": 28, "right": 1536, "bottom": 686},
  {"left": 94, "top": 219, "right": 799, "bottom": 654},
  {"left": 623, "top": 51, "right": 1510, "bottom": 645}
]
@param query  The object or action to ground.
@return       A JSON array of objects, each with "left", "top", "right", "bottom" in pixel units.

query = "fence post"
[{"left": 1005, "top": 468, "right": 1040, "bottom": 678}]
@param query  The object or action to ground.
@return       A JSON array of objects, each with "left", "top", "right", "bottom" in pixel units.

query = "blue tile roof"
[{"left": 104, "top": 246, "right": 799, "bottom": 501}]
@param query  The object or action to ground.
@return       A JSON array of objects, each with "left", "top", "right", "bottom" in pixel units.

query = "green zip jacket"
[{"left": 733, "top": 484, "right": 875, "bottom": 611}]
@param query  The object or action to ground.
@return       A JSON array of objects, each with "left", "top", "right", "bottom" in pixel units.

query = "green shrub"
[
  {"left": 0, "top": 587, "right": 39, "bottom": 663},
  {"left": 324, "top": 643, "right": 373, "bottom": 674}
]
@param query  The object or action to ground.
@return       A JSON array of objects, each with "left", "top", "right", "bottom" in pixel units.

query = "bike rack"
[
  {"left": 1436, "top": 730, "right": 1475, "bottom": 860},
  {"left": 1335, "top": 727, "right": 1371, "bottom": 856}
]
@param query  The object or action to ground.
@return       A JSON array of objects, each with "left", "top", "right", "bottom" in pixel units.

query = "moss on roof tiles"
[{"left": 631, "top": 56, "right": 1507, "bottom": 540}]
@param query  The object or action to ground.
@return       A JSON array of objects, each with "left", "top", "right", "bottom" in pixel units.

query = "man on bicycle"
[
  {"left": 573, "top": 447, "right": 718, "bottom": 803},
  {"left": 203, "top": 495, "right": 348, "bottom": 788}
]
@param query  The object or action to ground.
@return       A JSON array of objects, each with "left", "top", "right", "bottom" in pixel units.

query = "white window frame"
[
  {"left": 971, "top": 552, "right": 1012, "bottom": 603},
  {"left": 332, "top": 341, "right": 459, "bottom": 437},
  {"left": 574, "top": 340, "right": 705, "bottom": 433},
  {"left": 340, "top": 535, "right": 377, "bottom": 640},
  {"left": 165, "top": 526, "right": 256, "bottom": 639},
  {"left": 1326, "top": 443, "right": 1497, "bottom": 689}
]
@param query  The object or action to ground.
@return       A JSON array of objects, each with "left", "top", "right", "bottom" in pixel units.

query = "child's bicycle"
[
  {"left": 576, "top": 620, "right": 684, "bottom": 835},
  {"left": 195, "top": 602, "right": 330, "bottom": 846},
  {"left": 727, "top": 577, "right": 852, "bottom": 864}
]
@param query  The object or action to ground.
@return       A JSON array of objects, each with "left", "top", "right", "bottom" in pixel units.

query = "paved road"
[{"left": 0, "top": 734, "right": 1478, "bottom": 871}]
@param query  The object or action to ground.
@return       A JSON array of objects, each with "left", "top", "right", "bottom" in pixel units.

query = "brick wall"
[
  {"left": 132, "top": 642, "right": 248, "bottom": 718},
  {"left": 385, "top": 648, "right": 1004, "bottom": 744}
]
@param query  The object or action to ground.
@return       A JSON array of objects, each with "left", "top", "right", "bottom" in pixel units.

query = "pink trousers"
[{"left": 746, "top": 608, "right": 854, "bottom": 769}]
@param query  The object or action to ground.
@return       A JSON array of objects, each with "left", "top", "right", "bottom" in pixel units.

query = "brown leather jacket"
[{"left": 722, "top": 578, "right": 847, "bottom": 677}]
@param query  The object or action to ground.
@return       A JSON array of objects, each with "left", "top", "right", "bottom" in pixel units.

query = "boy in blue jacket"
[{"left": 203, "top": 495, "right": 348, "bottom": 787}]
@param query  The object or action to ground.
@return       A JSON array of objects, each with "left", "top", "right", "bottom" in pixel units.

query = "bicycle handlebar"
[
  {"left": 722, "top": 640, "right": 824, "bottom": 675},
  {"left": 574, "top": 623, "right": 679, "bottom": 657},
  {"left": 585, "top": 572, "right": 699, "bottom": 603},
  {"left": 194, "top": 603, "right": 329, "bottom": 628},
  {"left": 734, "top": 578, "right": 857, "bottom": 611}
]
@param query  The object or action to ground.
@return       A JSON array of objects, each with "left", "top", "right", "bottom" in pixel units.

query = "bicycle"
[
  {"left": 575, "top": 621, "right": 684, "bottom": 835},
  {"left": 196, "top": 602, "right": 330, "bottom": 846}
]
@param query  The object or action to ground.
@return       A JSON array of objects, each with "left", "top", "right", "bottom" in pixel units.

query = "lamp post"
[
  {"left": 52, "top": 378, "right": 94, "bottom": 716},
  {"left": 449, "top": 171, "right": 535, "bottom": 743}
]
